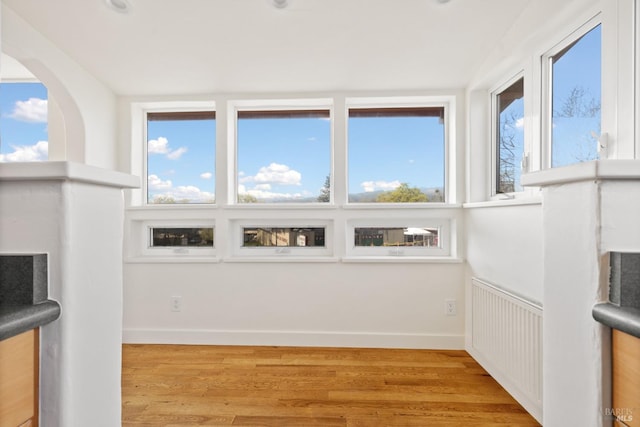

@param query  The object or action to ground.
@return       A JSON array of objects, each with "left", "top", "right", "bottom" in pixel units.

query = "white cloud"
[
  {"left": 147, "top": 174, "right": 172, "bottom": 190},
  {"left": 515, "top": 117, "right": 525, "bottom": 129},
  {"left": 240, "top": 188, "right": 304, "bottom": 200},
  {"left": 9, "top": 98, "right": 48, "bottom": 123},
  {"left": 170, "top": 185, "right": 215, "bottom": 202},
  {"left": 361, "top": 180, "right": 401, "bottom": 192},
  {"left": 147, "top": 136, "right": 187, "bottom": 160},
  {"left": 167, "top": 146, "right": 188, "bottom": 160},
  {"left": 0, "top": 141, "right": 48, "bottom": 162},
  {"left": 200, "top": 172, "right": 213, "bottom": 179},
  {"left": 148, "top": 175, "right": 215, "bottom": 203},
  {"left": 148, "top": 137, "right": 170, "bottom": 154},
  {"left": 241, "top": 162, "right": 302, "bottom": 186},
  {"left": 254, "top": 183, "right": 272, "bottom": 190}
]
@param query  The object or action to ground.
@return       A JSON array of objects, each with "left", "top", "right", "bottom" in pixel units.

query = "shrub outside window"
[
  {"left": 549, "top": 24, "right": 601, "bottom": 168},
  {"left": 236, "top": 109, "right": 331, "bottom": 204},
  {"left": 348, "top": 106, "right": 445, "bottom": 203},
  {"left": 146, "top": 111, "right": 216, "bottom": 204}
]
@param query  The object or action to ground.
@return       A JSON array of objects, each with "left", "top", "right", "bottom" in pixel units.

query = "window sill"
[
  {"left": 463, "top": 195, "right": 542, "bottom": 209},
  {"left": 127, "top": 204, "right": 217, "bottom": 211},
  {"left": 342, "top": 203, "right": 462, "bottom": 210},
  {"left": 521, "top": 160, "right": 640, "bottom": 187},
  {"left": 125, "top": 256, "right": 220, "bottom": 264},
  {"left": 341, "top": 256, "right": 463, "bottom": 264},
  {"left": 223, "top": 256, "right": 339, "bottom": 263}
]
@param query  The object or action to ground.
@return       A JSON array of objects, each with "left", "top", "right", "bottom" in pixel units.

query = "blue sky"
[
  {"left": 0, "top": 82, "right": 48, "bottom": 162},
  {"left": 1, "top": 25, "right": 601, "bottom": 200},
  {"left": 147, "top": 117, "right": 216, "bottom": 203},
  {"left": 237, "top": 116, "right": 331, "bottom": 202},
  {"left": 348, "top": 115, "right": 444, "bottom": 196}
]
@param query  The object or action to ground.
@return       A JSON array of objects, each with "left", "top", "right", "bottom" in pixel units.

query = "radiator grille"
[{"left": 471, "top": 278, "right": 543, "bottom": 422}]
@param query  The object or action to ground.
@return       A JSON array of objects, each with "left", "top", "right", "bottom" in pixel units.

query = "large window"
[
  {"left": 236, "top": 109, "right": 331, "bottom": 204},
  {"left": 494, "top": 77, "right": 525, "bottom": 194},
  {"left": 0, "top": 82, "right": 48, "bottom": 162},
  {"left": 549, "top": 24, "right": 601, "bottom": 168},
  {"left": 146, "top": 111, "right": 216, "bottom": 204},
  {"left": 348, "top": 106, "right": 445, "bottom": 203}
]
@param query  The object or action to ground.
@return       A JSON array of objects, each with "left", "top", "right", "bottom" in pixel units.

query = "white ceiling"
[{"left": 3, "top": 0, "right": 538, "bottom": 96}]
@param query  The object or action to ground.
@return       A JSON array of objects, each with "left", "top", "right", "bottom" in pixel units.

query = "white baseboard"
[{"left": 122, "top": 328, "right": 465, "bottom": 350}]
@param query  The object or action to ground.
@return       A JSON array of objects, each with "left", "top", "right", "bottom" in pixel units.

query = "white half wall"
[
  {"left": 0, "top": 162, "right": 137, "bottom": 427},
  {"left": 465, "top": 202, "right": 544, "bottom": 304},
  {"left": 123, "top": 261, "right": 465, "bottom": 349}
]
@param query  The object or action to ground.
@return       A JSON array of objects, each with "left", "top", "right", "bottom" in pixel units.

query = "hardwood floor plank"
[{"left": 122, "top": 344, "right": 540, "bottom": 426}]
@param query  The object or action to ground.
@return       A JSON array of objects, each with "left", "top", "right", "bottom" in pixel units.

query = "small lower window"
[
  {"left": 150, "top": 227, "right": 214, "bottom": 248},
  {"left": 348, "top": 220, "right": 450, "bottom": 258},
  {"left": 136, "top": 221, "right": 216, "bottom": 258},
  {"left": 354, "top": 227, "right": 439, "bottom": 248},
  {"left": 229, "top": 220, "right": 333, "bottom": 259},
  {"left": 242, "top": 227, "right": 325, "bottom": 248}
]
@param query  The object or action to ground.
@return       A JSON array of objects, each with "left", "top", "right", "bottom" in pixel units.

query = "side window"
[
  {"left": 236, "top": 109, "right": 331, "bottom": 204},
  {"left": 146, "top": 111, "right": 216, "bottom": 204},
  {"left": 494, "top": 77, "right": 525, "bottom": 194},
  {"left": 347, "top": 107, "right": 445, "bottom": 203},
  {"left": 0, "top": 82, "right": 48, "bottom": 162},
  {"left": 549, "top": 24, "right": 601, "bottom": 168}
]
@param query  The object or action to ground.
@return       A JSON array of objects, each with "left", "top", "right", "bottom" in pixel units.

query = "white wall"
[
  {"left": 1, "top": 4, "right": 119, "bottom": 170},
  {"left": 465, "top": 203, "right": 543, "bottom": 304},
  {"left": 124, "top": 261, "right": 465, "bottom": 348}
]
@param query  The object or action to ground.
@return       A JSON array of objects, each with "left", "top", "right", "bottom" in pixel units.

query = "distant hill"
[{"left": 250, "top": 187, "right": 445, "bottom": 203}]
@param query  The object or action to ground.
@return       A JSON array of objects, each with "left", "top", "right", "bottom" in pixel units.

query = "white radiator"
[{"left": 469, "top": 278, "right": 543, "bottom": 423}]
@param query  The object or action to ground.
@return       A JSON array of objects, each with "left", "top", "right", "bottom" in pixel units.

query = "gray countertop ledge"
[
  {"left": 592, "top": 303, "right": 640, "bottom": 339},
  {"left": 0, "top": 300, "right": 61, "bottom": 341}
]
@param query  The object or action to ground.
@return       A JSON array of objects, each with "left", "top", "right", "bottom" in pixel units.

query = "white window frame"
[
  {"left": 227, "top": 98, "right": 334, "bottom": 206},
  {"left": 345, "top": 96, "right": 454, "bottom": 205},
  {"left": 490, "top": 72, "right": 526, "bottom": 197},
  {"left": 228, "top": 218, "right": 334, "bottom": 260},
  {"left": 541, "top": 15, "right": 602, "bottom": 169},
  {"left": 131, "top": 101, "right": 217, "bottom": 207},
  {"left": 346, "top": 218, "right": 451, "bottom": 258},
  {"left": 140, "top": 219, "right": 216, "bottom": 258}
]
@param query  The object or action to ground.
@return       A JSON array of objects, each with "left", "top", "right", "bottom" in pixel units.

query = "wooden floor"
[{"left": 122, "top": 344, "right": 540, "bottom": 427}]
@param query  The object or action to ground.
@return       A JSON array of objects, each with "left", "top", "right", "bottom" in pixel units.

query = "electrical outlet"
[
  {"left": 445, "top": 299, "right": 457, "bottom": 316},
  {"left": 170, "top": 296, "right": 182, "bottom": 312}
]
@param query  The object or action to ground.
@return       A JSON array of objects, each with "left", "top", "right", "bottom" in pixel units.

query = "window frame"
[
  {"left": 228, "top": 218, "right": 334, "bottom": 259},
  {"left": 346, "top": 218, "right": 451, "bottom": 258},
  {"left": 227, "top": 98, "right": 334, "bottom": 206},
  {"left": 140, "top": 102, "right": 217, "bottom": 206},
  {"left": 139, "top": 219, "right": 216, "bottom": 258},
  {"left": 490, "top": 72, "right": 526, "bottom": 197},
  {"left": 345, "top": 96, "right": 453, "bottom": 206},
  {"left": 541, "top": 15, "right": 602, "bottom": 170}
]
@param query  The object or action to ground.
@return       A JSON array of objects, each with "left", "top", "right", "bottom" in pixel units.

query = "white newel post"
[
  {"left": 0, "top": 162, "right": 138, "bottom": 427},
  {"left": 523, "top": 160, "right": 640, "bottom": 427}
]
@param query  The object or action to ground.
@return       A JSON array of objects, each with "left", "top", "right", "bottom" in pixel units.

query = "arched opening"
[{"left": 0, "top": 51, "right": 85, "bottom": 164}]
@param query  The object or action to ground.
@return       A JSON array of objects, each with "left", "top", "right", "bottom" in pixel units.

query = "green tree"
[
  {"left": 238, "top": 193, "right": 258, "bottom": 203},
  {"left": 317, "top": 175, "right": 331, "bottom": 203},
  {"left": 152, "top": 195, "right": 176, "bottom": 204},
  {"left": 376, "top": 183, "right": 428, "bottom": 203}
]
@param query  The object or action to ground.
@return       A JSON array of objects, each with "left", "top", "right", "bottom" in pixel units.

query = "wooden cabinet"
[
  {"left": 613, "top": 329, "right": 640, "bottom": 427},
  {"left": 0, "top": 329, "right": 38, "bottom": 427}
]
